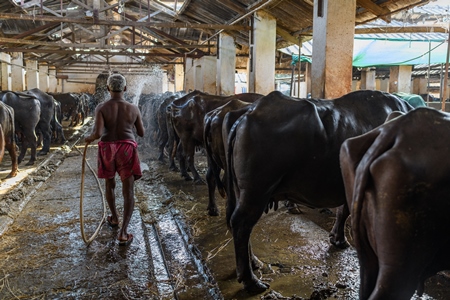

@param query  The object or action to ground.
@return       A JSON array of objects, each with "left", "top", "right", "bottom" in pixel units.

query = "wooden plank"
[{"left": 357, "top": 0, "right": 391, "bottom": 22}]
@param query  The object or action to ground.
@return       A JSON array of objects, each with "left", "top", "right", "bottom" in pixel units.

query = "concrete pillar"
[
  {"left": 194, "top": 56, "right": 216, "bottom": 94},
  {"left": 217, "top": 33, "right": 236, "bottom": 95},
  {"left": 184, "top": 58, "right": 195, "bottom": 92},
  {"left": 10, "top": 52, "right": 25, "bottom": 92},
  {"left": 1, "top": 53, "right": 12, "bottom": 91},
  {"left": 305, "top": 62, "right": 312, "bottom": 97},
  {"left": 377, "top": 78, "right": 389, "bottom": 92},
  {"left": 162, "top": 71, "right": 169, "bottom": 93},
  {"left": 311, "top": 0, "right": 356, "bottom": 99},
  {"left": 412, "top": 77, "right": 427, "bottom": 94},
  {"left": 360, "top": 68, "right": 376, "bottom": 90},
  {"left": 389, "top": 65, "right": 412, "bottom": 93},
  {"left": 25, "top": 59, "right": 39, "bottom": 89},
  {"left": 48, "top": 68, "right": 57, "bottom": 93},
  {"left": 248, "top": 11, "right": 276, "bottom": 95},
  {"left": 39, "top": 64, "right": 49, "bottom": 92},
  {"left": 174, "top": 63, "right": 184, "bottom": 92}
]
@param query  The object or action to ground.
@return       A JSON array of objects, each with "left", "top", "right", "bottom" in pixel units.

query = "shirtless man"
[{"left": 85, "top": 73, "right": 144, "bottom": 246}]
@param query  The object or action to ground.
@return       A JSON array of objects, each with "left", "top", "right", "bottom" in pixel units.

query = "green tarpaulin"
[
  {"left": 393, "top": 92, "right": 426, "bottom": 108},
  {"left": 291, "top": 55, "right": 312, "bottom": 65}
]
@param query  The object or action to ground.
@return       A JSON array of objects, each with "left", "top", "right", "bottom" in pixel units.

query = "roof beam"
[
  {"left": 0, "top": 13, "right": 250, "bottom": 30},
  {"left": 276, "top": 27, "right": 300, "bottom": 45},
  {"left": 357, "top": 0, "right": 391, "bottom": 22},
  {"left": 355, "top": 25, "right": 448, "bottom": 35},
  {"left": 0, "top": 48, "right": 204, "bottom": 58},
  {"left": 0, "top": 36, "right": 213, "bottom": 49}
]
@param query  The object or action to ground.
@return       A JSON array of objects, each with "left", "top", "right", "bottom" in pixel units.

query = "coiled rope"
[{"left": 78, "top": 142, "right": 107, "bottom": 246}]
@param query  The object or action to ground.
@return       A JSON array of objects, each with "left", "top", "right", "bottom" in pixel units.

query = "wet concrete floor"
[{"left": 0, "top": 121, "right": 449, "bottom": 300}]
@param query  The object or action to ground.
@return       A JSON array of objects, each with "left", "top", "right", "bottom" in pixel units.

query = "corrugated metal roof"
[{"left": 0, "top": 0, "right": 441, "bottom": 75}]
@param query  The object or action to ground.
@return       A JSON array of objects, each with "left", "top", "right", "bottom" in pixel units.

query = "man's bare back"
[{"left": 96, "top": 98, "right": 144, "bottom": 142}]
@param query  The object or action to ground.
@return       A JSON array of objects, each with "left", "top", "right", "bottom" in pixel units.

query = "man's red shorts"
[{"left": 97, "top": 140, "right": 142, "bottom": 181}]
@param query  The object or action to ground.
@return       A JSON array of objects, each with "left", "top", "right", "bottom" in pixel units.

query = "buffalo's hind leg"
[
  {"left": 329, "top": 204, "right": 350, "bottom": 248},
  {"left": 230, "top": 190, "right": 269, "bottom": 294},
  {"left": 205, "top": 156, "right": 219, "bottom": 216}
]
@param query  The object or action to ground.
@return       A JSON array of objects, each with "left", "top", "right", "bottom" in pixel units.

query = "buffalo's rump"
[{"left": 340, "top": 107, "right": 450, "bottom": 299}]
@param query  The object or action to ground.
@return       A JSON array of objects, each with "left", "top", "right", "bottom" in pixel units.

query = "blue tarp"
[
  {"left": 280, "top": 37, "right": 448, "bottom": 67},
  {"left": 352, "top": 38, "right": 448, "bottom": 67}
]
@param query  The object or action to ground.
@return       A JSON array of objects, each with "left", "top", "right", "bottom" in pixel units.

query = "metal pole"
[
  {"left": 441, "top": 24, "right": 450, "bottom": 112},
  {"left": 427, "top": 40, "right": 431, "bottom": 106},
  {"left": 298, "top": 37, "right": 302, "bottom": 98}
]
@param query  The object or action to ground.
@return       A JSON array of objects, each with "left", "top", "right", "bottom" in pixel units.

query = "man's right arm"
[{"left": 85, "top": 106, "right": 105, "bottom": 143}]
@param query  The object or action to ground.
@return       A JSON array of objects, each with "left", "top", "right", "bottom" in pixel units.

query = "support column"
[
  {"left": 194, "top": 56, "right": 216, "bottom": 94},
  {"left": 311, "top": 0, "right": 356, "bottom": 99},
  {"left": 389, "top": 65, "right": 412, "bottom": 93},
  {"left": 162, "top": 71, "right": 169, "bottom": 93},
  {"left": 48, "top": 68, "right": 57, "bottom": 93},
  {"left": 305, "top": 62, "right": 312, "bottom": 97},
  {"left": 217, "top": 33, "right": 236, "bottom": 95},
  {"left": 377, "top": 78, "right": 389, "bottom": 92},
  {"left": 249, "top": 11, "right": 276, "bottom": 95},
  {"left": 39, "top": 64, "right": 49, "bottom": 92},
  {"left": 360, "top": 68, "right": 376, "bottom": 90},
  {"left": 174, "top": 63, "right": 184, "bottom": 92},
  {"left": 25, "top": 59, "right": 39, "bottom": 89},
  {"left": 184, "top": 58, "right": 195, "bottom": 92},
  {"left": 412, "top": 77, "right": 427, "bottom": 94},
  {"left": 1, "top": 53, "right": 12, "bottom": 91},
  {"left": 11, "top": 52, "right": 25, "bottom": 92}
]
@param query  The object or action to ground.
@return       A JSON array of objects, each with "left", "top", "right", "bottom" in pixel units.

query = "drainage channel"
[{"left": 136, "top": 182, "right": 223, "bottom": 300}]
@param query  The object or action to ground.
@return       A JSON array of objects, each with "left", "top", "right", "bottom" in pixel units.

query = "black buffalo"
[
  {"left": 340, "top": 107, "right": 450, "bottom": 300},
  {"left": 203, "top": 99, "right": 255, "bottom": 216},
  {"left": 49, "top": 92, "right": 83, "bottom": 127},
  {"left": 25, "top": 88, "right": 59, "bottom": 156},
  {"left": 169, "top": 90, "right": 262, "bottom": 184},
  {"left": 225, "top": 90, "right": 413, "bottom": 293},
  {"left": 0, "top": 101, "right": 18, "bottom": 178},
  {"left": 2, "top": 91, "right": 41, "bottom": 165}
]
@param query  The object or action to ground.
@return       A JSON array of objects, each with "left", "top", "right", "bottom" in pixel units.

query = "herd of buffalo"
[
  {"left": 0, "top": 89, "right": 93, "bottom": 177},
  {"left": 1, "top": 86, "right": 449, "bottom": 299}
]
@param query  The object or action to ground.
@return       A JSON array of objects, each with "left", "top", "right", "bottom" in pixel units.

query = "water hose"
[{"left": 78, "top": 142, "right": 107, "bottom": 246}]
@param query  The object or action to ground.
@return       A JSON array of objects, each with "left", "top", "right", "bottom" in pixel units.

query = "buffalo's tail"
[
  {"left": 204, "top": 112, "right": 226, "bottom": 197},
  {"left": 224, "top": 113, "right": 247, "bottom": 229}
]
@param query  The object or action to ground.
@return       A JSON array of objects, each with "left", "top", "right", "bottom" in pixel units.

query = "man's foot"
[
  {"left": 118, "top": 233, "right": 133, "bottom": 246},
  {"left": 106, "top": 216, "right": 119, "bottom": 227}
]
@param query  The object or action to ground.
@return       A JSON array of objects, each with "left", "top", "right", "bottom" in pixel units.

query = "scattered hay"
[{"left": 205, "top": 237, "right": 232, "bottom": 262}]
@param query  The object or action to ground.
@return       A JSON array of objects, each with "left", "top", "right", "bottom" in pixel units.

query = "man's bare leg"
[
  {"left": 118, "top": 175, "right": 135, "bottom": 244},
  {"left": 105, "top": 178, "right": 119, "bottom": 226}
]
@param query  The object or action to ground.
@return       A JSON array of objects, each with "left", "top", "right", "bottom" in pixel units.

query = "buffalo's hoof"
[
  {"left": 243, "top": 279, "right": 270, "bottom": 294},
  {"left": 182, "top": 174, "right": 193, "bottom": 181},
  {"left": 319, "top": 208, "right": 333, "bottom": 215},
  {"left": 25, "top": 161, "right": 36, "bottom": 166},
  {"left": 194, "top": 178, "right": 206, "bottom": 185},
  {"left": 207, "top": 206, "right": 219, "bottom": 216},
  {"left": 37, "top": 151, "right": 48, "bottom": 156},
  {"left": 330, "top": 236, "right": 350, "bottom": 249},
  {"left": 169, "top": 166, "right": 179, "bottom": 172}
]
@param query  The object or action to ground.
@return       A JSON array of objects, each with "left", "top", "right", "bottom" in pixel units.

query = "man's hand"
[{"left": 84, "top": 135, "right": 96, "bottom": 144}]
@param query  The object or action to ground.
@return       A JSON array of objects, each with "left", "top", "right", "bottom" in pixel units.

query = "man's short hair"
[{"left": 107, "top": 74, "right": 126, "bottom": 92}]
